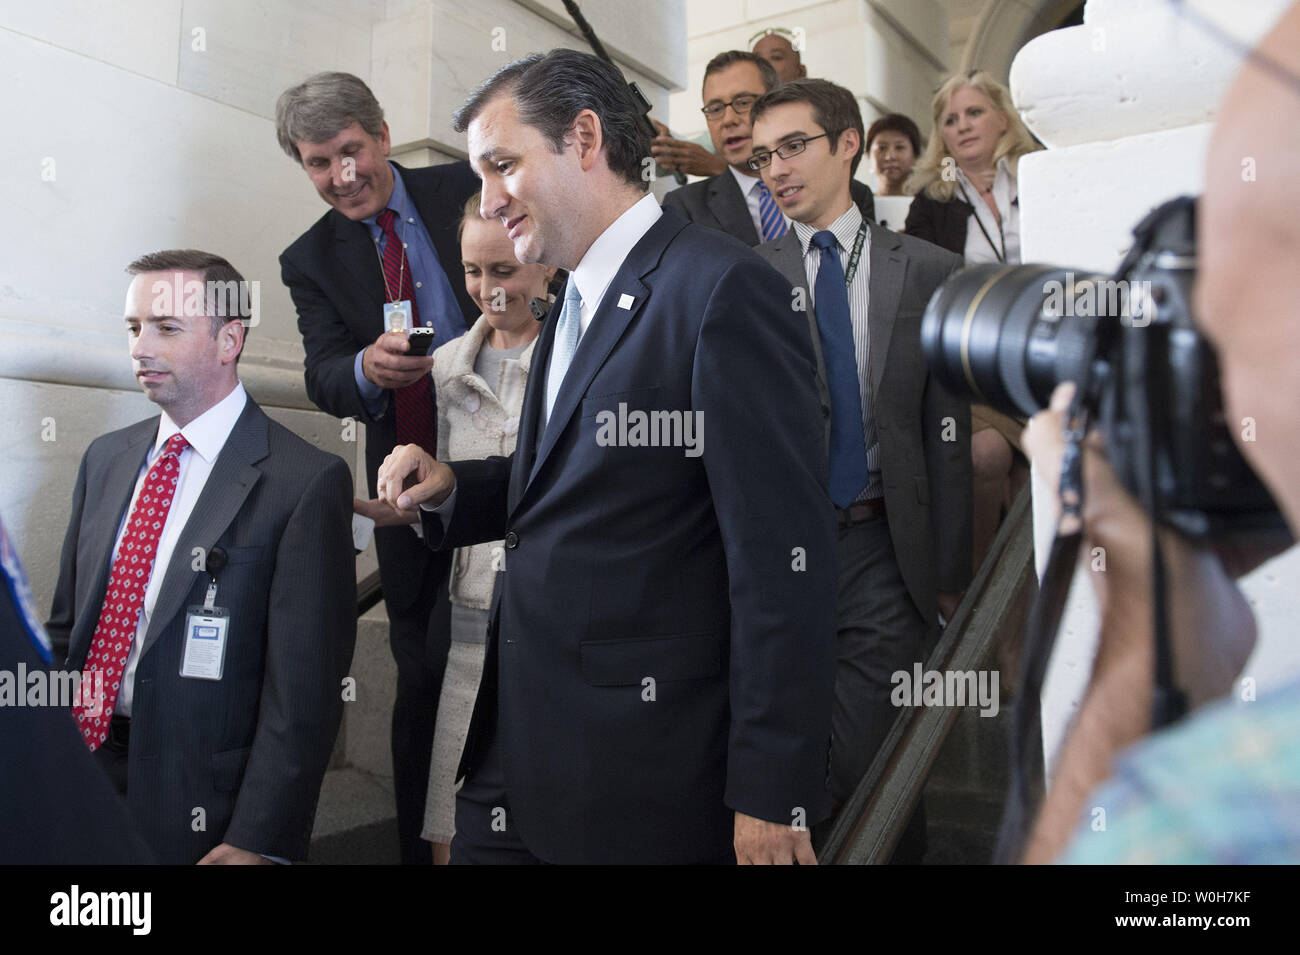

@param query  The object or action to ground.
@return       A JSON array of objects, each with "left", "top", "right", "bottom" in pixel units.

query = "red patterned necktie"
[
  {"left": 376, "top": 208, "right": 437, "bottom": 455},
  {"left": 73, "top": 433, "right": 189, "bottom": 750}
]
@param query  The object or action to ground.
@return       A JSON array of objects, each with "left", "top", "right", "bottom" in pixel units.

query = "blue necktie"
[
  {"left": 756, "top": 180, "right": 788, "bottom": 241},
  {"left": 811, "top": 230, "right": 869, "bottom": 507},
  {"left": 544, "top": 280, "right": 583, "bottom": 427}
]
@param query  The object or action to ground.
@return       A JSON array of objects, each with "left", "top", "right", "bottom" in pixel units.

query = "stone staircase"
[{"left": 308, "top": 601, "right": 401, "bottom": 865}]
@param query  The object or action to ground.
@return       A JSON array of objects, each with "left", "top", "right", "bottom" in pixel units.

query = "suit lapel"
[
  {"left": 707, "top": 172, "right": 760, "bottom": 246},
  {"left": 766, "top": 233, "right": 829, "bottom": 406},
  {"left": 866, "top": 223, "right": 905, "bottom": 399},
  {"left": 768, "top": 231, "right": 808, "bottom": 293},
  {"left": 332, "top": 210, "right": 386, "bottom": 309},
  {"left": 522, "top": 212, "right": 684, "bottom": 498},
  {"left": 527, "top": 275, "right": 648, "bottom": 488},
  {"left": 138, "top": 400, "right": 267, "bottom": 661},
  {"left": 511, "top": 297, "right": 560, "bottom": 511}
]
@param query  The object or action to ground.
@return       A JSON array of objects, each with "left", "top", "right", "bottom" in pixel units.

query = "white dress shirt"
[
  {"left": 568, "top": 193, "right": 663, "bottom": 336},
  {"left": 728, "top": 164, "right": 789, "bottom": 240},
  {"left": 114, "top": 383, "right": 247, "bottom": 716},
  {"left": 956, "top": 156, "right": 1020, "bottom": 265}
]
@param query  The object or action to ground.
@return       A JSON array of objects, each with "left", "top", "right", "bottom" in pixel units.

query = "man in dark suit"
[
  {"left": 275, "top": 72, "right": 480, "bottom": 864},
  {"left": 46, "top": 250, "right": 356, "bottom": 864},
  {"left": 370, "top": 49, "right": 836, "bottom": 865},
  {"left": 662, "top": 51, "right": 873, "bottom": 246},
  {"left": 750, "top": 80, "right": 972, "bottom": 849}
]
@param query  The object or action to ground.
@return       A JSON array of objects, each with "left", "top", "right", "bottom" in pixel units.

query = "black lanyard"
[
  {"left": 842, "top": 221, "right": 869, "bottom": 285},
  {"left": 957, "top": 181, "right": 1007, "bottom": 263}
]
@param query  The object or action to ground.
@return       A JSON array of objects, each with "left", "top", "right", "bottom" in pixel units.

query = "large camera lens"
[{"left": 921, "top": 265, "right": 1103, "bottom": 418}]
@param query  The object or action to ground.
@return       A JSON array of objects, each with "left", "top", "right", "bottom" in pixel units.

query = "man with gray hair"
[{"left": 276, "top": 71, "right": 480, "bottom": 865}]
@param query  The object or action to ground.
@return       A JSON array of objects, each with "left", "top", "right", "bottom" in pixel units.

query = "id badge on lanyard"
[{"left": 181, "top": 578, "right": 229, "bottom": 680}]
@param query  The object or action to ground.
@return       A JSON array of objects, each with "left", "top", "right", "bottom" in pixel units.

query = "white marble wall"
[
  {"left": 668, "top": 0, "right": 949, "bottom": 195},
  {"left": 1, "top": 0, "right": 684, "bottom": 619},
  {"left": 1010, "top": 0, "right": 1297, "bottom": 775}
]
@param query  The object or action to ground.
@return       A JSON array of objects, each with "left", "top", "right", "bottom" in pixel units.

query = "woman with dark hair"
[
  {"left": 866, "top": 112, "right": 922, "bottom": 197},
  {"left": 866, "top": 112, "right": 923, "bottom": 230},
  {"left": 905, "top": 70, "right": 1043, "bottom": 573}
]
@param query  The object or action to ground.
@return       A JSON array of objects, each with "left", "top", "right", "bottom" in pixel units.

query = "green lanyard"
[{"left": 843, "top": 221, "right": 869, "bottom": 285}]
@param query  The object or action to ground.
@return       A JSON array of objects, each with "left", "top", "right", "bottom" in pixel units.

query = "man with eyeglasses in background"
[
  {"left": 750, "top": 78, "right": 972, "bottom": 859},
  {"left": 662, "top": 51, "right": 873, "bottom": 247}
]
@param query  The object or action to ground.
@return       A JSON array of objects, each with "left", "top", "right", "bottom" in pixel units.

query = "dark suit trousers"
[
  {"left": 388, "top": 566, "right": 450, "bottom": 866},
  {"left": 826, "top": 512, "right": 931, "bottom": 862},
  {"left": 447, "top": 707, "right": 736, "bottom": 865},
  {"left": 448, "top": 703, "right": 545, "bottom": 865}
]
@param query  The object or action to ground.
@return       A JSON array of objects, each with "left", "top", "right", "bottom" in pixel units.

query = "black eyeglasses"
[
  {"left": 746, "top": 133, "right": 829, "bottom": 171},
  {"left": 701, "top": 94, "right": 760, "bottom": 120}
]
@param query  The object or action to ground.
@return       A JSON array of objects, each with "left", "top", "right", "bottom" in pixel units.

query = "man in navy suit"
[
  {"left": 371, "top": 49, "right": 837, "bottom": 864},
  {"left": 276, "top": 72, "right": 480, "bottom": 864}
]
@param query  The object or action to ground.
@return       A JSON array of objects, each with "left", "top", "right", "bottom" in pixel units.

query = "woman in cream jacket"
[{"left": 422, "top": 193, "right": 555, "bottom": 862}]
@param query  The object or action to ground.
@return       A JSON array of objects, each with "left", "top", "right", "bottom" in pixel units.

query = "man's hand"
[
  {"left": 362, "top": 331, "right": 436, "bottom": 390},
  {"left": 650, "top": 121, "right": 728, "bottom": 178},
  {"left": 196, "top": 843, "right": 273, "bottom": 865},
  {"left": 354, "top": 496, "right": 420, "bottom": 527},
  {"left": 377, "top": 443, "right": 455, "bottom": 510},
  {"left": 733, "top": 812, "right": 817, "bottom": 865}
]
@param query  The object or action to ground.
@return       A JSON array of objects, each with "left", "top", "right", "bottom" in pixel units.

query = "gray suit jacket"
[
  {"left": 757, "top": 221, "right": 973, "bottom": 622},
  {"left": 46, "top": 396, "right": 357, "bottom": 864},
  {"left": 664, "top": 169, "right": 875, "bottom": 246}
]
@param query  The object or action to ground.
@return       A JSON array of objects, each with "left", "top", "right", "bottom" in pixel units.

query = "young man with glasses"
[
  {"left": 750, "top": 79, "right": 973, "bottom": 859},
  {"left": 662, "top": 52, "right": 875, "bottom": 246}
]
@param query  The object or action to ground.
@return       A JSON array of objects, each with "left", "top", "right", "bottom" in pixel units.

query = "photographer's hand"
[{"left": 1020, "top": 383, "right": 1259, "bottom": 863}]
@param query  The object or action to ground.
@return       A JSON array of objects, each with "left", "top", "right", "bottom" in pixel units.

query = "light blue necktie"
[
  {"left": 544, "top": 280, "right": 583, "bottom": 426},
  {"left": 811, "top": 230, "right": 869, "bottom": 507},
  {"left": 756, "top": 179, "right": 788, "bottom": 241}
]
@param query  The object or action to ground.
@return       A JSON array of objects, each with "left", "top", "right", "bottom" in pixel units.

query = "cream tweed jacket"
[{"left": 431, "top": 313, "right": 535, "bottom": 610}]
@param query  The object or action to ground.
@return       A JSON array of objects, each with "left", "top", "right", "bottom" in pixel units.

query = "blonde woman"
[
  {"left": 904, "top": 70, "right": 1041, "bottom": 574},
  {"left": 420, "top": 193, "right": 554, "bottom": 863}
]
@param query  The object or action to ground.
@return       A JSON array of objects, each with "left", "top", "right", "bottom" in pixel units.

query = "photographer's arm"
[{"left": 1020, "top": 384, "right": 1259, "bottom": 863}]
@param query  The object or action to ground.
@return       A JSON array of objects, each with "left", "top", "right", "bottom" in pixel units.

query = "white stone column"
[{"left": 1009, "top": 0, "right": 1297, "bottom": 775}]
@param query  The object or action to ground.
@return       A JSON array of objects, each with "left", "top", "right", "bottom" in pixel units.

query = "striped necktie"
[{"left": 756, "top": 179, "right": 788, "bottom": 241}]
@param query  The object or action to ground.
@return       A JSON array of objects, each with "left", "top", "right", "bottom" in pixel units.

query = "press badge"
[
  {"left": 181, "top": 580, "right": 229, "bottom": 680},
  {"left": 384, "top": 301, "right": 413, "bottom": 334}
]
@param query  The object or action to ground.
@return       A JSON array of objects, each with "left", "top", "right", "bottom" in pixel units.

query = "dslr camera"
[{"left": 921, "top": 195, "right": 1281, "bottom": 538}]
